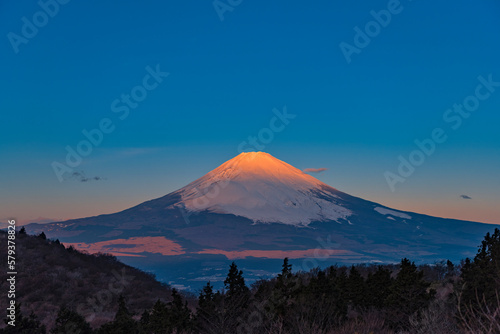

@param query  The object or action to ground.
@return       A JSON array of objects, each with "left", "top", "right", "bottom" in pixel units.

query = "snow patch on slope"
[{"left": 374, "top": 207, "right": 412, "bottom": 219}]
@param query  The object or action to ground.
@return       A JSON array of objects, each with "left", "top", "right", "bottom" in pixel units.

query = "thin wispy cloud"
[
  {"left": 460, "top": 195, "right": 472, "bottom": 200},
  {"left": 70, "top": 171, "right": 105, "bottom": 183},
  {"left": 303, "top": 168, "right": 328, "bottom": 173}
]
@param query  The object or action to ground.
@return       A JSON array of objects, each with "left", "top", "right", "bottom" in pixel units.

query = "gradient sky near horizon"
[{"left": 1, "top": 0, "right": 499, "bottom": 225}]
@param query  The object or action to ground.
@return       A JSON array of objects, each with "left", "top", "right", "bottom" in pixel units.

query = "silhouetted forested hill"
[{"left": 0, "top": 229, "right": 177, "bottom": 330}]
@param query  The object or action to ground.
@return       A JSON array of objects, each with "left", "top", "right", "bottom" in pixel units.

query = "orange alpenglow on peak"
[
  {"left": 173, "top": 152, "right": 352, "bottom": 225},
  {"left": 214, "top": 151, "right": 320, "bottom": 182}
]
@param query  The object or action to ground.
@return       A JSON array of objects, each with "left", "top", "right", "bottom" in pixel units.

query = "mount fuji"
[{"left": 28, "top": 152, "right": 494, "bottom": 290}]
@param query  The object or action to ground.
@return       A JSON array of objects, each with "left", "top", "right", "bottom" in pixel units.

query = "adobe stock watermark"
[
  {"left": 51, "top": 64, "right": 169, "bottom": 182},
  {"left": 385, "top": 74, "right": 499, "bottom": 192},
  {"left": 7, "top": 0, "right": 71, "bottom": 54},
  {"left": 339, "top": 0, "right": 406, "bottom": 64},
  {"left": 213, "top": 0, "right": 242, "bottom": 21}
]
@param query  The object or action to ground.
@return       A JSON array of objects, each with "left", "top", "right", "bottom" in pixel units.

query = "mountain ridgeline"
[{"left": 26, "top": 152, "right": 495, "bottom": 290}]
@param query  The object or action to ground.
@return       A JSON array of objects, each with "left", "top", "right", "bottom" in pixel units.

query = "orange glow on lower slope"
[
  {"left": 196, "top": 248, "right": 361, "bottom": 260},
  {"left": 63, "top": 236, "right": 363, "bottom": 260},
  {"left": 65, "top": 237, "right": 185, "bottom": 257}
]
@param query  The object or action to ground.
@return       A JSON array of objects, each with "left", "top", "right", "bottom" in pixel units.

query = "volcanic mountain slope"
[{"left": 28, "top": 152, "right": 495, "bottom": 289}]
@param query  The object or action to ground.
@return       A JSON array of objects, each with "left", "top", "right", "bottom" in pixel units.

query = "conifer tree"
[
  {"left": 148, "top": 300, "right": 169, "bottom": 333},
  {"left": 224, "top": 262, "right": 249, "bottom": 298},
  {"left": 197, "top": 282, "right": 217, "bottom": 331},
  {"left": 196, "top": 283, "right": 228, "bottom": 334},
  {"left": 138, "top": 310, "right": 150, "bottom": 334},
  {"left": 460, "top": 228, "right": 500, "bottom": 309},
  {"left": 445, "top": 260, "right": 456, "bottom": 281},
  {"left": 366, "top": 266, "right": 393, "bottom": 308},
  {"left": 168, "top": 288, "right": 192, "bottom": 332},
  {"left": 277, "top": 257, "right": 292, "bottom": 282},
  {"left": 98, "top": 295, "right": 138, "bottom": 334},
  {"left": 386, "top": 258, "right": 435, "bottom": 329},
  {"left": 2, "top": 303, "right": 46, "bottom": 334},
  {"left": 275, "top": 258, "right": 295, "bottom": 306},
  {"left": 115, "top": 295, "right": 137, "bottom": 330},
  {"left": 198, "top": 282, "right": 215, "bottom": 308},
  {"left": 347, "top": 265, "right": 367, "bottom": 309},
  {"left": 269, "top": 258, "right": 296, "bottom": 320},
  {"left": 223, "top": 262, "right": 250, "bottom": 331},
  {"left": 51, "top": 306, "right": 92, "bottom": 334}
]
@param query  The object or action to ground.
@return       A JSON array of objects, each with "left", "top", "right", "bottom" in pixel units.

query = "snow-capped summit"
[{"left": 175, "top": 152, "right": 352, "bottom": 225}]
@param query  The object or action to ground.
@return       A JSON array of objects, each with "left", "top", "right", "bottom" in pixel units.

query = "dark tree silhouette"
[
  {"left": 146, "top": 300, "right": 169, "bottom": 333},
  {"left": 51, "top": 306, "right": 92, "bottom": 334},
  {"left": 347, "top": 265, "right": 367, "bottom": 309},
  {"left": 366, "top": 266, "right": 393, "bottom": 308},
  {"left": 98, "top": 295, "right": 138, "bottom": 334},
  {"left": 196, "top": 282, "right": 218, "bottom": 332},
  {"left": 2, "top": 303, "right": 46, "bottom": 334},
  {"left": 460, "top": 228, "right": 500, "bottom": 309},
  {"left": 224, "top": 262, "right": 249, "bottom": 298},
  {"left": 168, "top": 288, "right": 192, "bottom": 332},
  {"left": 386, "top": 258, "right": 435, "bottom": 329}
]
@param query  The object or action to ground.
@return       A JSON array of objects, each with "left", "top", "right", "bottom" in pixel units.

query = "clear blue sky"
[{"left": 1, "top": 0, "right": 499, "bottom": 224}]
